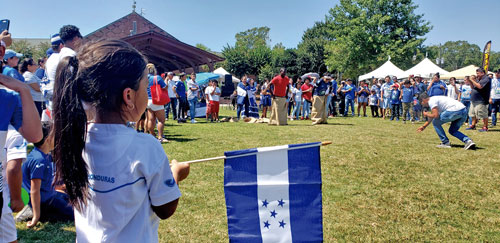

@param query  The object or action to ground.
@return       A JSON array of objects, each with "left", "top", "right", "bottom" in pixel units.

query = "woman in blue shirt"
[
  {"left": 2, "top": 50, "right": 25, "bottom": 82},
  {"left": 427, "top": 73, "right": 446, "bottom": 97}
]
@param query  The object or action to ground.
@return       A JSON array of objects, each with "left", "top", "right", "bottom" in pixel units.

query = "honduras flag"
[{"left": 224, "top": 142, "right": 323, "bottom": 243}]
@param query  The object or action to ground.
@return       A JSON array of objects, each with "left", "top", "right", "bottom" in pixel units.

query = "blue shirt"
[
  {"left": 390, "top": 89, "right": 401, "bottom": 104},
  {"left": 371, "top": 85, "right": 380, "bottom": 96},
  {"left": 343, "top": 84, "right": 356, "bottom": 100},
  {"left": 427, "top": 80, "right": 446, "bottom": 97},
  {"left": 0, "top": 88, "right": 23, "bottom": 132},
  {"left": 416, "top": 82, "right": 427, "bottom": 94},
  {"left": 330, "top": 80, "right": 338, "bottom": 96},
  {"left": 174, "top": 80, "right": 187, "bottom": 98},
  {"left": 35, "top": 68, "right": 45, "bottom": 80},
  {"left": 460, "top": 84, "right": 472, "bottom": 101},
  {"left": 357, "top": 86, "right": 370, "bottom": 97},
  {"left": 2, "top": 66, "right": 25, "bottom": 82},
  {"left": 22, "top": 147, "right": 56, "bottom": 203},
  {"left": 313, "top": 79, "right": 332, "bottom": 96},
  {"left": 401, "top": 86, "right": 415, "bottom": 103},
  {"left": 146, "top": 74, "right": 167, "bottom": 99}
]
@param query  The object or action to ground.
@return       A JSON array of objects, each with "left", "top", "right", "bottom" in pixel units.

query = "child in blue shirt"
[
  {"left": 22, "top": 122, "right": 74, "bottom": 227},
  {"left": 400, "top": 80, "right": 416, "bottom": 123},
  {"left": 390, "top": 84, "right": 401, "bottom": 121},
  {"left": 368, "top": 89, "right": 379, "bottom": 117}
]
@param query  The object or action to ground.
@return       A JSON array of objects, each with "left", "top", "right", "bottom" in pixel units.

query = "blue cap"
[
  {"left": 46, "top": 48, "right": 54, "bottom": 57},
  {"left": 3, "top": 49, "right": 23, "bottom": 61},
  {"left": 51, "top": 34, "right": 63, "bottom": 45}
]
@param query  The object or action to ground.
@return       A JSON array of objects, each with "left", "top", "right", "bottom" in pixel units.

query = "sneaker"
[
  {"left": 300, "top": 117, "right": 304, "bottom": 120},
  {"left": 291, "top": 118, "right": 294, "bottom": 121},
  {"left": 436, "top": 142, "right": 451, "bottom": 149},
  {"left": 465, "top": 126, "right": 476, "bottom": 130},
  {"left": 489, "top": 124, "right": 496, "bottom": 128},
  {"left": 464, "top": 140, "right": 476, "bottom": 150},
  {"left": 478, "top": 127, "right": 488, "bottom": 132},
  {"left": 191, "top": 120, "right": 197, "bottom": 124},
  {"left": 15, "top": 205, "right": 33, "bottom": 222},
  {"left": 396, "top": 118, "right": 400, "bottom": 121}
]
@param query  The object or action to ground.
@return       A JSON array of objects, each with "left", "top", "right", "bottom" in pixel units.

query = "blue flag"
[{"left": 224, "top": 142, "right": 323, "bottom": 243}]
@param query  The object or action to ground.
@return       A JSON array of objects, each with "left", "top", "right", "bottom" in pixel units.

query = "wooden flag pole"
[{"left": 176, "top": 141, "right": 332, "bottom": 165}]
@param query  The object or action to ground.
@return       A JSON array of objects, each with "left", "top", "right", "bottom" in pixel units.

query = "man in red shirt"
[
  {"left": 269, "top": 68, "right": 289, "bottom": 125},
  {"left": 301, "top": 77, "right": 314, "bottom": 119}
]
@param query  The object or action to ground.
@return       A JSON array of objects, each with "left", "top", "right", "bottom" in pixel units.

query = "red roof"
[{"left": 85, "top": 12, "right": 224, "bottom": 72}]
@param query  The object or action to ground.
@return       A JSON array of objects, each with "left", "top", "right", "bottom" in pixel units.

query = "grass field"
[{"left": 16, "top": 108, "right": 500, "bottom": 242}]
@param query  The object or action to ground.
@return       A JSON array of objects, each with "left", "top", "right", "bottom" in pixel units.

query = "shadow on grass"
[
  {"left": 17, "top": 221, "right": 75, "bottom": 242},
  {"left": 167, "top": 137, "right": 199, "bottom": 142},
  {"left": 450, "top": 144, "right": 484, "bottom": 150}
]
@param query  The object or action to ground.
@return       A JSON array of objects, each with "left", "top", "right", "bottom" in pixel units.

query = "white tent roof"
[
  {"left": 403, "top": 58, "right": 449, "bottom": 78},
  {"left": 214, "top": 67, "right": 240, "bottom": 83},
  {"left": 358, "top": 60, "right": 406, "bottom": 81}
]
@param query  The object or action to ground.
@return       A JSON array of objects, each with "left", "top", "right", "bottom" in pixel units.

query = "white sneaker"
[
  {"left": 15, "top": 205, "right": 33, "bottom": 222},
  {"left": 464, "top": 140, "right": 476, "bottom": 150},
  {"left": 436, "top": 142, "right": 451, "bottom": 149}
]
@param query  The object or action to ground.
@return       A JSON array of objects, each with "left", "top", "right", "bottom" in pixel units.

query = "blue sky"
[{"left": 3, "top": 0, "right": 499, "bottom": 51}]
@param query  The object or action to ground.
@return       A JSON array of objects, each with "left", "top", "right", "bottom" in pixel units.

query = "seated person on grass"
[{"left": 22, "top": 122, "right": 73, "bottom": 228}]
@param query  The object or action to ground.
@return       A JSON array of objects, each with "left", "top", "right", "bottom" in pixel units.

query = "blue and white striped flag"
[{"left": 224, "top": 142, "right": 323, "bottom": 243}]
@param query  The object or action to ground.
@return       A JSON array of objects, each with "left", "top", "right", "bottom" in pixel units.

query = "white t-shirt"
[
  {"left": 76, "top": 124, "right": 181, "bottom": 243},
  {"left": 292, "top": 87, "right": 302, "bottom": 102},
  {"left": 43, "top": 53, "right": 61, "bottom": 107},
  {"left": 167, "top": 79, "right": 176, "bottom": 98},
  {"left": 205, "top": 86, "right": 221, "bottom": 102},
  {"left": 446, "top": 84, "right": 458, "bottom": 100},
  {"left": 428, "top": 96, "right": 466, "bottom": 114},
  {"left": 22, "top": 71, "right": 44, "bottom": 102},
  {"left": 2, "top": 125, "right": 27, "bottom": 215},
  {"left": 59, "top": 47, "right": 76, "bottom": 60},
  {"left": 187, "top": 80, "right": 199, "bottom": 100}
]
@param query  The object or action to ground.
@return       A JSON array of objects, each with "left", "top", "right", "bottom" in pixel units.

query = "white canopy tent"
[
  {"left": 358, "top": 60, "right": 406, "bottom": 81},
  {"left": 403, "top": 58, "right": 449, "bottom": 78},
  {"left": 214, "top": 67, "right": 241, "bottom": 83}
]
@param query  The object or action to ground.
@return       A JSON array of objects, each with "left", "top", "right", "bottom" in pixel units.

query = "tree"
[
  {"left": 9, "top": 40, "right": 50, "bottom": 61},
  {"left": 235, "top": 27, "right": 271, "bottom": 49},
  {"left": 324, "top": 0, "right": 431, "bottom": 79},
  {"left": 296, "top": 21, "right": 332, "bottom": 75}
]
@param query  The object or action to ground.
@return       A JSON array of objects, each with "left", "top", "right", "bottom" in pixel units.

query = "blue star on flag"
[
  {"left": 278, "top": 199, "right": 285, "bottom": 207},
  {"left": 262, "top": 199, "right": 269, "bottom": 208},
  {"left": 263, "top": 220, "right": 271, "bottom": 229},
  {"left": 270, "top": 210, "right": 278, "bottom": 218},
  {"left": 279, "top": 220, "right": 286, "bottom": 228}
]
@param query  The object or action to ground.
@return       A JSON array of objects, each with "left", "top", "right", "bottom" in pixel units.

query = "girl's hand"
[
  {"left": 27, "top": 216, "right": 40, "bottom": 228},
  {"left": 170, "top": 160, "right": 190, "bottom": 183},
  {"left": 417, "top": 126, "right": 425, "bottom": 132}
]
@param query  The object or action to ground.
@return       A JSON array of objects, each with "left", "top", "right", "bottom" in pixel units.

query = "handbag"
[{"left": 151, "top": 75, "right": 170, "bottom": 105}]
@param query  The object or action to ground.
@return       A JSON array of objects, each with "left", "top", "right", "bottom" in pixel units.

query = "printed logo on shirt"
[
  {"left": 164, "top": 179, "right": 176, "bottom": 187},
  {"left": 35, "top": 164, "right": 45, "bottom": 168},
  {"left": 89, "top": 174, "right": 115, "bottom": 184}
]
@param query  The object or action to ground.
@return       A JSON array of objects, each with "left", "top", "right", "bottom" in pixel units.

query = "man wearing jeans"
[
  {"left": 417, "top": 93, "right": 476, "bottom": 150},
  {"left": 165, "top": 72, "right": 177, "bottom": 120},
  {"left": 342, "top": 79, "right": 356, "bottom": 117},
  {"left": 489, "top": 69, "right": 500, "bottom": 127}
]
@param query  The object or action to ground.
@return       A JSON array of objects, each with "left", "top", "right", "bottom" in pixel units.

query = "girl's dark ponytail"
[{"left": 52, "top": 55, "right": 89, "bottom": 211}]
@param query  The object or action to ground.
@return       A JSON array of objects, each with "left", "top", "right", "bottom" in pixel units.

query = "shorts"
[
  {"left": 469, "top": 103, "right": 488, "bottom": 119},
  {"left": 210, "top": 101, "right": 220, "bottom": 113},
  {"left": 147, "top": 99, "right": 165, "bottom": 111},
  {"left": 0, "top": 212, "right": 17, "bottom": 242},
  {"left": 382, "top": 98, "right": 391, "bottom": 109},
  {"left": 261, "top": 95, "right": 271, "bottom": 107},
  {"left": 358, "top": 96, "right": 368, "bottom": 103}
]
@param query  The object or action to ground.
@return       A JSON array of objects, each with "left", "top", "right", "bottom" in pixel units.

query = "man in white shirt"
[
  {"left": 417, "top": 93, "right": 475, "bottom": 150},
  {"left": 165, "top": 72, "right": 177, "bottom": 120},
  {"left": 490, "top": 69, "right": 500, "bottom": 127},
  {"left": 41, "top": 34, "right": 64, "bottom": 119},
  {"left": 58, "top": 25, "right": 82, "bottom": 60},
  {"left": 205, "top": 80, "right": 221, "bottom": 122},
  {"left": 446, "top": 77, "right": 459, "bottom": 100}
]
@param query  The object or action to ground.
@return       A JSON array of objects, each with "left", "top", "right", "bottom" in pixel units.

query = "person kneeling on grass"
[
  {"left": 22, "top": 122, "right": 74, "bottom": 228},
  {"left": 417, "top": 93, "right": 476, "bottom": 150}
]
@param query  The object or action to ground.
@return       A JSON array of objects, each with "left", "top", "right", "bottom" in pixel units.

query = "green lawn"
[{"left": 16, "top": 108, "right": 500, "bottom": 242}]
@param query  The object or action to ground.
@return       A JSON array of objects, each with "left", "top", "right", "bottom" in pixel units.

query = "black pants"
[
  {"left": 329, "top": 96, "right": 337, "bottom": 116},
  {"left": 391, "top": 104, "right": 401, "bottom": 119},
  {"left": 370, "top": 105, "right": 379, "bottom": 117},
  {"left": 177, "top": 97, "right": 188, "bottom": 120},
  {"left": 338, "top": 98, "right": 345, "bottom": 116},
  {"left": 288, "top": 100, "right": 294, "bottom": 116}
]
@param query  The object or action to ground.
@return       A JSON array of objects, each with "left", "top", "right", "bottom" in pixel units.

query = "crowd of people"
[{"left": 0, "top": 21, "right": 499, "bottom": 241}]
